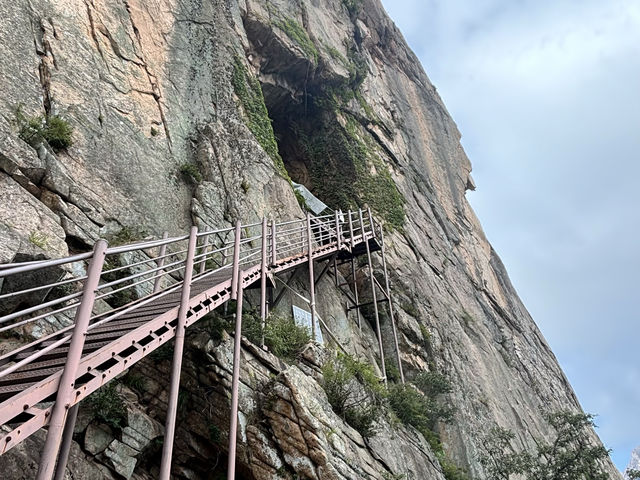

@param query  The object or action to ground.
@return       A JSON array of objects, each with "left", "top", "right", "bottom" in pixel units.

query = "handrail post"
[
  {"left": 231, "top": 221, "right": 241, "bottom": 300},
  {"left": 365, "top": 231, "right": 387, "bottom": 385},
  {"left": 159, "top": 226, "right": 198, "bottom": 480},
  {"left": 36, "top": 239, "right": 108, "bottom": 480},
  {"left": 270, "top": 219, "right": 277, "bottom": 266},
  {"left": 348, "top": 210, "right": 355, "bottom": 249},
  {"left": 367, "top": 207, "right": 374, "bottom": 238},
  {"left": 260, "top": 217, "right": 268, "bottom": 346},
  {"left": 153, "top": 232, "right": 169, "bottom": 293},
  {"left": 227, "top": 269, "right": 244, "bottom": 480},
  {"left": 199, "top": 234, "right": 210, "bottom": 275},
  {"left": 358, "top": 209, "right": 366, "bottom": 242},
  {"left": 334, "top": 210, "right": 341, "bottom": 247},
  {"left": 379, "top": 224, "right": 404, "bottom": 383},
  {"left": 306, "top": 213, "right": 316, "bottom": 341}
]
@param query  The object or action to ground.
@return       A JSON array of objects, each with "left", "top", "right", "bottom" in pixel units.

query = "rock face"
[{"left": 0, "top": 0, "right": 621, "bottom": 479}]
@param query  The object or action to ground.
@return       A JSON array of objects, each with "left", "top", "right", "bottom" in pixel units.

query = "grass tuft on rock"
[{"left": 16, "top": 106, "right": 74, "bottom": 152}]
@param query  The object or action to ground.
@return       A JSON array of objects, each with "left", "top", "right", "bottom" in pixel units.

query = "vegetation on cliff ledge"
[{"left": 231, "top": 56, "right": 289, "bottom": 180}]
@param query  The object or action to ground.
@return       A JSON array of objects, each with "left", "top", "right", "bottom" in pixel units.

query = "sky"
[{"left": 379, "top": 0, "right": 640, "bottom": 472}]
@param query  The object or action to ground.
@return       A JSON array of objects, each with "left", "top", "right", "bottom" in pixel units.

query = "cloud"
[{"left": 381, "top": 0, "right": 640, "bottom": 470}]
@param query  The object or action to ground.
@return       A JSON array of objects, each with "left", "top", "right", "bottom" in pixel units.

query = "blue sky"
[{"left": 379, "top": 0, "right": 640, "bottom": 471}]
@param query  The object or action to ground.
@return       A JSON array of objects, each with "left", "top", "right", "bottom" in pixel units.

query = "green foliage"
[
  {"left": 231, "top": 56, "right": 289, "bottom": 179},
  {"left": 478, "top": 411, "right": 613, "bottom": 480},
  {"left": 300, "top": 115, "right": 405, "bottom": 230},
  {"left": 180, "top": 162, "right": 203, "bottom": 183},
  {"left": 440, "top": 459, "right": 471, "bottom": 480},
  {"left": 29, "top": 231, "right": 48, "bottom": 249},
  {"left": 263, "top": 314, "right": 311, "bottom": 361},
  {"left": 414, "top": 371, "right": 453, "bottom": 398},
  {"left": 294, "top": 189, "right": 309, "bottom": 211},
  {"left": 321, "top": 352, "right": 385, "bottom": 438},
  {"left": 16, "top": 106, "right": 74, "bottom": 151},
  {"left": 87, "top": 382, "right": 127, "bottom": 430},
  {"left": 382, "top": 472, "right": 406, "bottom": 480},
  {"left": 273, "top": 17, "right": 319, "bottom": 62},
  {"left": 44, "top": 116, "right": 74, "bottom": 150},
  {"left": 385, "top": 358, "right": 401, "bottom": 383},
  {"left": 627, "top": 469, "right": 640, "bottom": 480}
]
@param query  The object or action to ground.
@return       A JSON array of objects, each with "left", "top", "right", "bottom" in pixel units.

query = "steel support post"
[
  {"left": 199, "top": 234, "right": 209, "bottom": 275},
  {"left": 351, "top": 257, "right": 361, "bottom": 330},
  {"left": 231, "top": 220, "right": 241, "bottom": 300},
  {"left": 153, "top": 232, "right": 169, "bottom": 293},
  {"left": 51, "top": 403, "right": 79, "bottom": 480},
  {"left": 227, "top": 270, "right": 244, "bottom": 480},
  {"left": 271, "top": 219, "right": 277, "bottom": 266},
  {"left": 379, "top": 225, "right": 404, "bottom": 383},
  {"left": 307, "top": 213, "right": 317, "bottom": 341},
  {"left": 159, "top": 226, "right": 198, "bottom": 480},
  {"left": 364, "top": 230, "right": 387, "bottom": 385},
  {"left": 36, "top": 240, "right": 108, "bottom": 480},
  {"left": 367, "top": 207, "right": 375, "bottom": 238},
  {"left": 260, "top": 217, "right": 268, "bottom": 346}
]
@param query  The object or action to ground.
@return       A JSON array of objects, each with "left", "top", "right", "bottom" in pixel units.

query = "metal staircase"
[{"left": 0, "top": 208, "right": 403, "bottom": 480}]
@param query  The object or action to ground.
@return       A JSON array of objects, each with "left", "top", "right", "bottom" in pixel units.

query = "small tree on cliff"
[{"left": 478, "top": 410, "right": 612, "bottom": 480}]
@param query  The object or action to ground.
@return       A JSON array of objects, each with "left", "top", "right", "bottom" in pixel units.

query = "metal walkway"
[{"left": 0, "top": 208, "right": 404, "bottom": 480}]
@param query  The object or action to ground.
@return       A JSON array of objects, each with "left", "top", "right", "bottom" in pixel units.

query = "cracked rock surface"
[{"left": 0, "top": 0, "right": 621, "bottom": 479}]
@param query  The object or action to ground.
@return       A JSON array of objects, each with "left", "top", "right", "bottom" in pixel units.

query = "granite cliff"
[{"left": 0, "top": 0, "right": 621, "bottom": 478}]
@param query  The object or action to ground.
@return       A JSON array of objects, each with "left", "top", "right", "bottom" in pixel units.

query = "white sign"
[
  {"left": 292, "top": 182, "right": 328, "bottom": 215},
  {"left": 292, "top": 305, "right": 323, "bottom": 344}
]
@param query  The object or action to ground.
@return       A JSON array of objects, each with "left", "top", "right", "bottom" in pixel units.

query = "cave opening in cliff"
[{"left": 259, "top": 80, "right": 359, "bottom": 212}]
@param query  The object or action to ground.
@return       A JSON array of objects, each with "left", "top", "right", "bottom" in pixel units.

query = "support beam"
[
  {"left": 260, "top": 217, "right": 268, "bottom": 347},
  {"left": 347, "top": 298, "right": 388, "bottom": 311},
  {"left": 362, "top": 209, "right": 387, "bottom": 384},
  {"left": 307, "top": 213, "right": 317, "bottom": 341},
  {"left": 314, "top": 256, "right": 335, "bottom": 287},
  {"left": 36, "top": 239, "right": 108, "bottom": 480},
  {"left": 159, "top": 226, "right": 198, "bottom": 480},
  {"left": 231, "top": 220, "right": 241, "bottom": 300},
  {"left": 52, "top": 403, "right": 79, "bottom": 480},
  {"left": 153, "top": 232, "right": 169, "bottom": 293},
  {"left": 379, "top": 225, "right": 405, "bottom": 384},
  {"left": 351, "top": 257, "right": 361, "bottom": 330},
  {"left": 227, "top": 269, "right": 244, "bottom": 480}
]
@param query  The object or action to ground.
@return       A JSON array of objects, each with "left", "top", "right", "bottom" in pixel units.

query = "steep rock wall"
[{"left": 0, "top": 0, "right": 620, "bottom": 479}]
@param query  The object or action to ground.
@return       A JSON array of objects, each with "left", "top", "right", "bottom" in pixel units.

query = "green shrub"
[
  {"left": 478, "top": 411, "right": 613, "bottom": 480},
  {"left": 263, "top": 314, "right": 311, "bottom": 360},
  {"left": 322, "top": 352, "right": 385, "bottom": 438},
  {"left": 44, "top": 115, "right": 74, "bottom": 150},
  {"left": 106, "top": 226, "right": 147, "bottom": 246},
  {"left": 87, "top": 382, "right": 127, "bottom": 430},
  {"left": 441, "top": 459, "right": 470, "bottom": 480},
  {"left": 414, "top": 371, "right": 453, "bottom": 398},
  {"left": 16, "top": 107, "right": 73, "bottom": 151},
  {"left": 385, "top": 358, "right": 401, "bottom": 383},
  {"left": 180, "top": 162, "right": 202, "bottom": 183}
]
